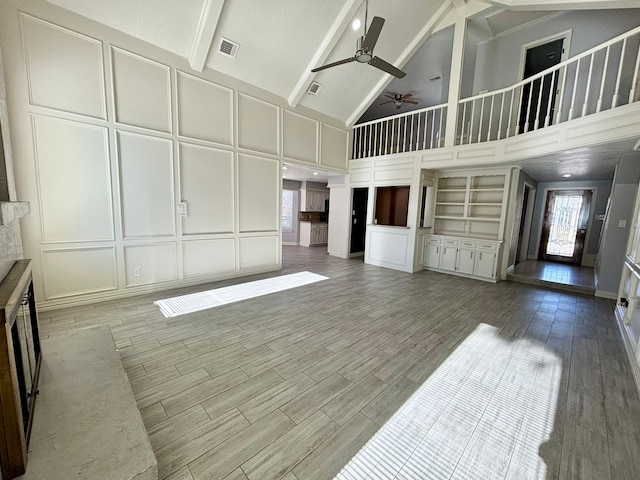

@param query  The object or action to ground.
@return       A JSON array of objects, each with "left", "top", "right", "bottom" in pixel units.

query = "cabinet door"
[
  {"left": 475, "top": 250, "right": 496, "bottom": 278},
  {"left": 457, "top": 248, "right": 475, "bottom": 275},
  {"left": 440, "top": 246, "right": 457, "bottom": 271},
  {"left": 425, "top": 244, "right": 441, "bottom": 268},
  {"left": 322, "top": 226, "right": 328, "bottom": 244}
]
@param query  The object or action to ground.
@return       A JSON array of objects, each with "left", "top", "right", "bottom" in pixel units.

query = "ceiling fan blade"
[
  {"left": 362, "top": 17, "right": 384, "bottom": 52},
  {"left": 311, "top": 56, "right": 356, "bottom": 73},
  {"left": 404, "top": 100, "right": 419, "bottom": 105},
  {"left": 369, "top": 56, "right": 406, "bottom": 78},
  {"left": 379, "top": 100, "right": 394, "bottom": 105},
  {"left": 401, "top": 93, "right": 413, "bottom": 100},
  {"left": 384, "top": 94, "right": 396, "bottom": 99}
]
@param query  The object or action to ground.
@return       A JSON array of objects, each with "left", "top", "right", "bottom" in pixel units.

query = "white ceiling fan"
[{"left": 311, "top": 0, "right": 406, "bottom": 79}]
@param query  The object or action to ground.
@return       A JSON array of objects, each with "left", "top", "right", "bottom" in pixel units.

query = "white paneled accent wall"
[
  {"left": 176, "top": 72, "right": 233, "bottom": 145},
  {"left": 237, "top": 93, "right": 279, "bottom": 155},
  {"left": 42, "top": 247, "right": 117, "bottom": 299},
  {"left": 21, "top": 15, "right": 106, "bottom": 119},
  {"left": 118, "top": 131, "right": 175, "bottom": 238},
  {"left": 32, "top": 115, "right": 114, "bottom": 243},
  {"left": 111, "top": 47, "right": 172, "bottom": 133},
  {"left": 179, "top": 143, "right": 234, "bottom": 235},
  {"left": 1, "top": 7, "right": 348, "bottom": 307},
  {"left": 282, "top": 110, "right": 318, "bottom": 164},
  {"left": 238, "top": 154, "right": 280, "bottom": 233}
]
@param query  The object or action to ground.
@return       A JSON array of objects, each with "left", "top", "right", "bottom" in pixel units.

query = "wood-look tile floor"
[{"left": 39, "top": 246, "right": 640, "bottom": 480}]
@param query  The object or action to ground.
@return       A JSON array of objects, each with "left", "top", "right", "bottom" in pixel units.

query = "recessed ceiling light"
[
  {"left": 313, "top": 172, "right": 319, "bottom": 175},
  {"left": 352, "top": 19, "right": 361, "bottom": 31},
  {"left": 562, "top": 174, "right": 572, "bottom": 178},
  {"left": 282, "top": 166, "right": 288, "bottom": 170}
]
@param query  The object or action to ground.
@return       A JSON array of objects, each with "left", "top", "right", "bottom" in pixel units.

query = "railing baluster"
[
  {"left": 460, "top": 101, "right": 467, "bottom": 145},
  {"left": 597, "top": 46, "right": 611, "bottom": 112},
  {"left": 415, "top": 112, "right": 421, "bottom": 151},
  {"left": 569, "top": 58, "right": 581, "bottom": 120},
  {"left": 432, "top": 107, "right": 442, "bottom": 148},
  {"left": 430, "top": 110, "right": 442, "bottom": 148},
  {"left": 524, "top": 79, "right": 534, "bottom": 132},
  {"left": 497, "top": 92, "right": 505, "bottom": 140},
  {"left": 385, "top": 119, "right": 390, "bottom": 155},
  {"left": 544, "top": 73, "right": 555, "bottom": 127},
  {"left": 534, "top": 76, "right": 544, "bottom": 130},
  {"left": 421, "top": 112, "right": 427, "bottom": 149},
  {"left": 506, "top": 89, "right": 515, "bottom": 137},
  {"left": 613, "top": 38, "right": 628, "bottom": 107},
  {"left": 487, "top": 95, "right": 495, "bottom": 142},
  {"left": 582, "top": 52, "right": 595, "bottom": 117},
  {"left": 409, "top": 113, "right": 415, "bottom": 151},
  {"left": 469, "top": 100, "right": 476, "bottom": 144},
  {"left": 629, "top": 44, "right": 640, "bottom": 104},
  {"left": 478, "top": 98, "right": 485, "bottom": 142},
  {"left": 555, "top": 64, "right": 568, "bottom": 125}
]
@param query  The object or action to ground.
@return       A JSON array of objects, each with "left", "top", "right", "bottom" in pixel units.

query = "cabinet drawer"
[
  {"left": 443, "top": 238, "right": 459, "bottom": 246},
  {"left": 478, "top": 242, "right": 497, "bottom": 251},
  {"left": 427, "top": 237, "right": 442, "bottom": 245},
  {"left": 459, "top": 240, "right": 477, "bottom": 248}
]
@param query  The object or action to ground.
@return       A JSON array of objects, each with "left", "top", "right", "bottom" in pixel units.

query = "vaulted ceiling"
[{"left": 44, "top": 0, "right": 637, "bottom": 132}]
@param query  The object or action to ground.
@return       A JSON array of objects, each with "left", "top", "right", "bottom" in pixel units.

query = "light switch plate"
[
  {"left": 177, "top": 202, "right": 188, "bottom": 216},
  {"left": 618, "top": 219, "right": 627, "bottom": 228}
]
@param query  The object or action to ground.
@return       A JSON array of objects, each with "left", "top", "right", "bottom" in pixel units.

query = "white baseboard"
[
  {"left": 614, "top": 307, "right": 640, "bottom": 397},
  {"left": 328, "top": 250, "right": 349, "bottom": 259},
  {"left": 595, "top": 289, "right": 617, "bottom": 300},
  {"left": 282, "top": 241, "right": 299, "bottom": 246}
]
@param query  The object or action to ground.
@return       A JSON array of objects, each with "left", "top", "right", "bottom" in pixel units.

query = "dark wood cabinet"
[{"left": 0, "top": 260, "right": 41, "bottom": 479}]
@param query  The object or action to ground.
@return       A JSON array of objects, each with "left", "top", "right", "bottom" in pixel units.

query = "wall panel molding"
[
  {"left": 176, "top": 71, "right": 233, "bottom": 145},
  {"left": 111, "top": 47, "right": 172, "bottom": 133},
  {"left": 21, "top": 14, "right": 107, "bottom": 119}
]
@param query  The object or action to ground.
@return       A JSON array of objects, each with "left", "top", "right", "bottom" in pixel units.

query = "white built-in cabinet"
[
  {"left": 424, "top": 235, "right": 500, "bottom": 281},
  {"left": 299, "top": 222, "right": 328, "bottom": 246},
  {"left": 301, "top": 190, "right": 329, "bottom": 212},
  {"left": 424, "top": 168, "right": 510, "bottom": 282}
]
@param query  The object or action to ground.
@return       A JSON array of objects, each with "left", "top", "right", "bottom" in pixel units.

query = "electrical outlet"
[
  {"left": 133, "top": 267, "right": 141, "bottom": 277},
  {"left": 618, "top": 220, "right": 627, "bottom": 228}
]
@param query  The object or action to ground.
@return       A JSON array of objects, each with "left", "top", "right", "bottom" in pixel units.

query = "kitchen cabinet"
[
  {"left": 301, "top": 190, "right": 329, "bottom": 212},
  {"left": 299, "top": 222, "right": 328, "bottom": 247}
]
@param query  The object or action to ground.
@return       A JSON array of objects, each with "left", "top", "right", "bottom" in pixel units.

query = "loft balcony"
[{"left": 352, "top": 25, "right": 640, "bottom": 161}]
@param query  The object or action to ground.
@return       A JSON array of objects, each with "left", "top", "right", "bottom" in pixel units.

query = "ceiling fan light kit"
[{"left": 311, "top": 0, "right": 406, "bottom": 79}]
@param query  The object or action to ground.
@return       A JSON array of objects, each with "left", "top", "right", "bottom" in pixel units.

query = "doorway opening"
[
  {"left": 515, "top": 184, "right": 536, "bottom": 265},
  {"left": 518, "top": 33, "right": 569, "bottom": 134},
  {"left": 350, "top": 188, "right": 368, "bottom": 255},
  {"left": 539, "top": 189, "right": 592, "bottom": 264}
]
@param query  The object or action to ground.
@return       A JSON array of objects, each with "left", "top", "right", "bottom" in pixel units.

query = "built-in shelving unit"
[{"left": 433, "top": 171, "right": 510, "bottom": 240}]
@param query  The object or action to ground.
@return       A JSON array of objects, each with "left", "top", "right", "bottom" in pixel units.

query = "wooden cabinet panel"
[
  {"left": 457, "top": 248, "right": 475, "bottom": 275},
  {"left": 475, "top": 250, "right": 497, "bottom": 278}
]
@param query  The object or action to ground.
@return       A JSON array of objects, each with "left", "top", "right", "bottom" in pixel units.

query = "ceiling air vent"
[
  {"left": 307, "top": 81, "right": 323, "bottom": 96},
  {"left": 218, "top": 37, "right": 239, "bottom": 59}
]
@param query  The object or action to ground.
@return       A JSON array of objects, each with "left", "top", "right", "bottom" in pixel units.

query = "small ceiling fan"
[
  {"left": 311, "top": 0, "right": 405, "bottom": 78},
  {"left": 380, "top": 93, "right": 419, "bottom": 109}
]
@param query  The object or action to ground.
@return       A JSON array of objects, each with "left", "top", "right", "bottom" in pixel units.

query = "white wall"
[
  {"left": 596, "top": 157, "right": 640, "bottom": 296},
  {"left": 0, "top": 0, "right": 348, "bottom": 307},
  {"left": 472, "top": 9, "right": 640, "bottom": 95}
]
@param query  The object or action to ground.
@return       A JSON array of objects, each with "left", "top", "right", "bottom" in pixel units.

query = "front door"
[
  {"left": 539, "top": 190, "right": 592, "bottom": 264},
  {"left": 518, "top": 38, "right": 564, "bottom": 133}
]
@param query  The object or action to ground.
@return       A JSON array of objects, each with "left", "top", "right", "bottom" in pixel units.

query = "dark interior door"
[
  {"left": 539, "top": 190, "right": 592, "bottom": 264},
  {"left": 515, "top": 186, "right": 530, "bottom": 265},
  {"left": 518, "top": 38, "right": 563, "bottom": 133},
  {"left": 350, "top": 188, "right": 368, "bottom": 254}
]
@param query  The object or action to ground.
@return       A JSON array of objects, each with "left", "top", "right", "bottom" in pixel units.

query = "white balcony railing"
[
  {"left": 352, "top": 104, "right": 447, "bottom": 159},
  {"left": 457, "top": 25, "right": 640, "bottom": 144},
  {"left": 351, "top": 26, "right": 640, "bottom": 158}
]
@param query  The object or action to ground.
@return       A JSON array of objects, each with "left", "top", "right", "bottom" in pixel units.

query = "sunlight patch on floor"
[
  {"left": 335, "top": 324, "right": 561, "bottom": 480},
  {"left": 154, "top": 271, "right": 328, "bottom": 317}
]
